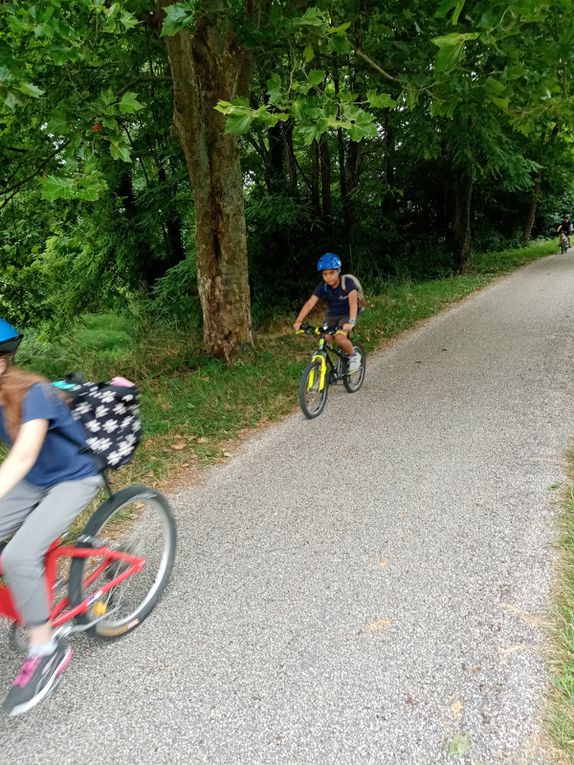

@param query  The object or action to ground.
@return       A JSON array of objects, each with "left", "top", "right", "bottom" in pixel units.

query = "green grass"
[{"left": 549, "top": 462, "right": 574, "bottom": 763}]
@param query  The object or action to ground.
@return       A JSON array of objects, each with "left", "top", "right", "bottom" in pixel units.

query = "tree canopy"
[{"left": 1, "top": 1, "right": 573, "bottom": 354}]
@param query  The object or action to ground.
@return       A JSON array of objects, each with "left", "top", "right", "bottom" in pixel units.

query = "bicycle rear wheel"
[
  {"left": 343, "top": 342, "right": 366, "bottom": 393},
  {"left": 299, "top": 360, "right": 329, "bottom": 418},
  {"left": 68, "top": 485, "right": 176, "bottom": 640}
]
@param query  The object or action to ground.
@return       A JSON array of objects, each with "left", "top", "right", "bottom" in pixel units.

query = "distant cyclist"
[
  {"left": 557, "top": 215, "right": 572, "bottom": 248},
  {"left": 293, "top": 253, "right": 361, "bottom": 372},
  {"left": 0, "top": 318, "right": 102, "bottom": 716}
]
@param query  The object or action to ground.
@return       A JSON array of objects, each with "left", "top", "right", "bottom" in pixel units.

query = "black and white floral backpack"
[{"left": 53, "top": 375, "right": 142, "bottom": 470}]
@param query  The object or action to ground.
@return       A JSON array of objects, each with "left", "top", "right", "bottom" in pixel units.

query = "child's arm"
[
  {"left": 342, "top": 290, "right": 358, "bottom": 333},
  {"left": 0, "top": 419, "right": 48, "bottom": 500},
  {"left": 293, "top": 295, "right": 320, "bottom": 331}
]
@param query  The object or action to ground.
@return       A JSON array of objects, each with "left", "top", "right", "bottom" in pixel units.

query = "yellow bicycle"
[{"left": 296, "top": 322, "right": 366, "bottom": 419}]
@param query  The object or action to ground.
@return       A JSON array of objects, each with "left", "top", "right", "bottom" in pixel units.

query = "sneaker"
[
  {"left": 3, "top": 639, "right": 72, "bottom": 717},
  {"left": 349, "top": 352, "right": 362, "bottom": 374}
]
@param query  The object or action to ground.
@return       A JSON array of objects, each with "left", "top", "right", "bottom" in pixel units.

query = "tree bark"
[
  {"left": 452, "top": 173, "right": 473, "bottom": 270},
  {"left": 319, "top": 136, "right": 331, "bottom": 221},
  {"left": 157, "top": 2, "right": 254, "bottom": 359},
  {"left": 523, "top": 172, "right": 541, "bottom": 244}
]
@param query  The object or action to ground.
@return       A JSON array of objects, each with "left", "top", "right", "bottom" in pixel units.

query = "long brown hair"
[{"left": 0, "top": 364, "right": 48, "bottom": 441}]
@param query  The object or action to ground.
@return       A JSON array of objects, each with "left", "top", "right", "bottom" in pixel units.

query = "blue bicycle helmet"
[
  {"left": 0, "top": 318, "right": 23, "bottom": 356},
  {"left": 317, "top": 252, "right": 342, "bottom": 271}
]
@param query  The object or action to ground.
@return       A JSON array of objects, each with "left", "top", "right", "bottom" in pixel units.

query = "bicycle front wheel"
[
  {"left": 299, "top": 360, "right": 329, "bottom": 418},
  {"left": 343, "top": 342, "right": 366, "bottom": 393},
  {"left": 68, "top": 485, "right": 176, "bottom": 640}
]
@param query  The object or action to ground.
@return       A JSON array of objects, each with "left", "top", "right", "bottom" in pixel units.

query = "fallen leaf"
[
  {"left": 170, "top": 441, "right": 187, "bottom": 450},
  {"left": 197, "top": 437, "right": 208, "bottom": 444},
  {"left": 451, "top": 700, "right": 463, "bottom": 716},
  {"left": 366, "top": 617, "right": 392, "bottom": 633},
  {"left": 447, "top": 732, "right": 471, "bottom": 757},
  {"left": 222, "top": 451, "right": 233, "bottom": 458}
]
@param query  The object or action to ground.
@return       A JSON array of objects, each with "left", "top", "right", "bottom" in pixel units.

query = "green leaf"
[
  {"left": 109, "top": 142, "right": 132, "bottom": 162},
  {"left": 39, "top": 176, "right": 75, "bottom": 201},
  {"left": 266, "top": 74, "right": 283, "bottom": 104},
  {"left": 329, "top": 35, "right": 351, "bottom": 55},
  {"left": 432, "top": 32, "right": 479, "bottom": 48},
  {"left": 299, "top": 8, "right": 325, "bottom": 27},
  {"left": 447, "top": 733, "right": 471, "bottom": 757},
  {"left": 224, "top": 112, "right": 254, "bottom": 135},
  {"left": 4, "top": 91, "right": 21, "bottom": 112},
  {"left": 120, "top": 10, "right": 139, "bottom": 30},
  {"left": 303, "top": 44, "right": 314, "bottom": 62},
  {"left": 435, "top": 0, "right": 466, "bottom": 24},
  {"left": 367, "top": 90, "right": 396, "bottom": 109},
  {"left": 119, "top": 91, "right": 143, "bottom": 114},
  {"left": 306, "top": 69, "right": 325, "bottom": 89},
  {"left": 432, "top": 33, "right": 479, "bottom": 73},
  {"left": 17, "top": 81, "right": 44, "bottom": 98},
  {"left": 161, "top": 3, "right": 197, "bottom": 37},
  {"left": 46, "top": 111, "right": 68, "bottom": 135}
]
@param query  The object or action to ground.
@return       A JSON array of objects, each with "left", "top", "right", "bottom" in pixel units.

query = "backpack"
[
  {"left": 52, "top": 375, "right": 142, "bottom": 470},
  {"left": 324, "top": 274, "right": 367, "bottom": 312},
  {"left": 342, "top": 274, "right": 367, "bottom": 312}
]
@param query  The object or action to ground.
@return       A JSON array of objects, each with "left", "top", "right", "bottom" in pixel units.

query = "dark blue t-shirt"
[
  {"left": 313, "top": 277, "right": 357, "bottom": 318},
  {"left": 0, "top": 383, "right": 99, "bottom": 487}
]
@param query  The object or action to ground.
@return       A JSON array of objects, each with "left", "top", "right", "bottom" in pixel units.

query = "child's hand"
[{"left": 293, "top": 321, "right": 302, "bottom": 331}]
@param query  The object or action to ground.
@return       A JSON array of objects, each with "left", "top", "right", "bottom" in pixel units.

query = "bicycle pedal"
[{"left": 91, "top": 601, "right": 108, "bottom": 617}]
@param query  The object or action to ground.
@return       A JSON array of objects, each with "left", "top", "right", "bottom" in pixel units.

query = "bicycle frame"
[
  {"left": 0, "top": 539, "right": 145, "bottom": 629},
  {"left": 306, "top": 327, "right": 350, "bottom": 391}
]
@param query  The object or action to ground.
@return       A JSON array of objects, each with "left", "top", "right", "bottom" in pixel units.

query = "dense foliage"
[{"left": 1, "top": 1, "right": 573, "bottom": 349}]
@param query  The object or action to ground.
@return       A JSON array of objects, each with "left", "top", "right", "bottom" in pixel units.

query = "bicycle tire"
[
  {"left": 343, "top": 342, "right": 366, "bottom": 393},
  {"left": 68, "top": 485, "right": 176, "bottom": 641},
  {"left": 561, "top": 239, "right": 569, "bottom": 254},
  {"left": 299, "top": 360, "right": 329, "bottom": 418}
]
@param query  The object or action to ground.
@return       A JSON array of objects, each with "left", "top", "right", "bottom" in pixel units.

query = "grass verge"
[{"left": 548, "top": 456, "right": 574, "bottom": 762}]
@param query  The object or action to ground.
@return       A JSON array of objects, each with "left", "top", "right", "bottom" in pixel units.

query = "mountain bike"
[
  {"left": 0, "top": 479, "right": 176, "bottom": 651},
  {"left": 296, "top": 321, "right": 366, "bottom": 419}
]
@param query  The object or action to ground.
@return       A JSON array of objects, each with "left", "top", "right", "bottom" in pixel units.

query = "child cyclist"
[
  {"left": 0, "top": 318, "right": 102, "bottom": 716},
  {"left": 293, "top": 253, "right": 361, "bottom": 372}
]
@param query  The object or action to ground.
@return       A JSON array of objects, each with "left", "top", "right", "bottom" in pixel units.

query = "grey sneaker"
[
  {"left": 4, "top": 639, "right": 72, "bottom": 717},
  {"left": 349, "top": 352, "right": 361, "bottom": 374}
]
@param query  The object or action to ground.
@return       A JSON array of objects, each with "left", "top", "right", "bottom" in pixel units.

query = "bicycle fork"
[{"left": 308, "top": 353, "right": 328, "bottom": 392}]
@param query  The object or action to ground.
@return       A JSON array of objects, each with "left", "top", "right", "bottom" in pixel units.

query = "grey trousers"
[{"left": 0, "top": 475, "right": 103, "bottom": 626}]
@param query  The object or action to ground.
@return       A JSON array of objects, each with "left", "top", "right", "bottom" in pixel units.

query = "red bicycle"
[{"left": 0, "top": 481, "right": 176, "bottom": 650}]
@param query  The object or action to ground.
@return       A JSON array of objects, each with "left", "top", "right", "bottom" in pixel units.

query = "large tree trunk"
[
  {"left": 523, "top": 172, "right": 542, "bottom": 244},
  {"left": 158, "top": 3, "right": 254, "bottom": 359}
]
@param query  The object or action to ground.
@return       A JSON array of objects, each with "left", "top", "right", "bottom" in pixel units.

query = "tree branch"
[{"left": 354, "top": 48, "right": 402, "bottom": 85}]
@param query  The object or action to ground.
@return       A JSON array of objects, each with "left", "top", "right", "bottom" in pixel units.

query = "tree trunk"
[
  {"left": 319, "top": 136, "right": 331, "bottom": 220},
  {"left": 523, "top": 172, "right": 542, "bottom": 244},
  {"left": 452, "top": 173, "right": 473, "bottom": 270},
  {"left": 158, "top": 3, "right": 254, "bottom": 359},
  {"left": 311, "top": 139, "right": 321, "bottom": 216},
  {"left": 284, "top": 120, "right": 298, "bottom": 194}
]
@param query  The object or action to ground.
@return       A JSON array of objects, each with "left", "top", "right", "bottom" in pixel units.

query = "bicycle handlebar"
[{"left": 296, "top": 322, "right": 323, "bottom": 336}]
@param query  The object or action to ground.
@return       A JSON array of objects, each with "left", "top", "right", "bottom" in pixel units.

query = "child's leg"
[
  {"left": 334, "top": 329, "right": 354, "bottom": 356},
  {"left": 0, "top": 481, "right": 44, "bottom": 544},
  {"left": 1, "top": 475, "right": 102, "bottom": 631}
]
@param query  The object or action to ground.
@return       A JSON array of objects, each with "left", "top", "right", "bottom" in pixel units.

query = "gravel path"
[{"left": 1, "top": 253, "right": 573, "bottom": 764}]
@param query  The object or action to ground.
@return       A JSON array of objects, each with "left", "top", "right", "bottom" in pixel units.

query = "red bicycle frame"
[{"left": 0, "top": 540, "right": 145, "bottom": 628}]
